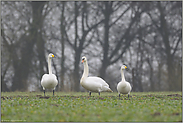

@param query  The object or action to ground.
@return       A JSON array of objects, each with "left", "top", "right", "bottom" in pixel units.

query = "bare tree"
[
  {"left": 56, "top": 1, "right": 66, "bottom": 91},
  {"left": 97, "top": 2, "right": 146, "bottom": 81},
  {"left": 147, "top": 1, "right": 182, "bottom": 91},
  {"left": 2, "top": 2, "right": 47, "bottom": 91}
]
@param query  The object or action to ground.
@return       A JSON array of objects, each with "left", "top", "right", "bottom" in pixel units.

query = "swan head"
[
  {"left": 121, "top": 65, "right": 127, "bottom": 70},
  {"left": 81, "top": 56, "right": 87, "bottom": 63},
  {"left": 48, "top": 53, "right": 54, "bottom": 58}
]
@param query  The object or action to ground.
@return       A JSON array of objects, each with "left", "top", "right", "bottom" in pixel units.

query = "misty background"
[{"left": 1, "top": 1, "right": 182, "bottom": 92}]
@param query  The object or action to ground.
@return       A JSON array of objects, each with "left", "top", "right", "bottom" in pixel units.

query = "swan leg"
[
  {"left": 128, "top": 94, "right": 129, "bottom": 99},
  {"left": 98, "top": 92, "right": 100, "bottom": 96},
  {"left": 44, "top": 90, "right": 45, "bottom": 96},
  {"left": 53, "top": 90, "right": 55, "bottom": 96},
  {"left": 119, "top": 94, "right": 120, "bottom": 99},
  {"left": 89, "top": 91, "right": 91, "bottom": 96}
]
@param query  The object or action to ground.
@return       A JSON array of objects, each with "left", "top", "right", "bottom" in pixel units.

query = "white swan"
[
  {"left": 117, "top": 65, "right": 132, "bottom": 99},
  {"left": 41, "top": 53, "right": 58, "bottom": 96},
  {"left": 80, "top": 56, "right": 113, "bottom": 96}
]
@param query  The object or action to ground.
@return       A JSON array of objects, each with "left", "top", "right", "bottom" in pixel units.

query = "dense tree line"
[{"left": 1, "top": 1, "right": 182, "bottom": 92}]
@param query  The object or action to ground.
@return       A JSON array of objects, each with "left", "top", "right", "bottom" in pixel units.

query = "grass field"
[{"left": 1, "top": 91, "right": 182, "bottom": 122}]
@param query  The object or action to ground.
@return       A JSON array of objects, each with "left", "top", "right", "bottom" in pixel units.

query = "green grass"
[{"left": 1, "top": 91, "right": 182, "bottom": 122}]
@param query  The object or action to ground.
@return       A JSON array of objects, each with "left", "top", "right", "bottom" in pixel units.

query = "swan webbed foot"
[
  {"left": 44, "top": 90, "right": 45, "bottom": 96},
  {"left": 53, "top": 90, "right": 55, "bottom": 96}
]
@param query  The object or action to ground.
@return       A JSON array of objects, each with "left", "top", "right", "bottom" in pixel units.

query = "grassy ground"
[{"left": 1, "top": 91, "right": 182, "bottom": 122}]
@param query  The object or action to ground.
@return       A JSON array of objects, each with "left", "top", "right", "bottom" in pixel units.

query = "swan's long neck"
[
  {"left": 121, "top": 69, "right": 126, "bottom": 81},
  {"left": 82, "top": 60, "right": 89, "bottom": 80},
  {"left": 48, "top": 57, "right": 52, "bottom": 74}
]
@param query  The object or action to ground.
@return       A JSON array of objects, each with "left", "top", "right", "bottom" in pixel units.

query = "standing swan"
[
  {"left": 80, "top": 56, "right": 113, "bottom": 96},
  {"left": 41, "top": 53, "right": 58, "bottom": 96},
  {"left": 117, "top": 65, "right": 132, "bottom": 99}
]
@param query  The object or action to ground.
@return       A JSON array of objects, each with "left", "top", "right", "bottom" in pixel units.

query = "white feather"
[
  {"left": 80, "top": 56, "right": 113, "bottom": 94},
  {"left": 41, "top": 53, "right": 58, "bottom": 94},
  {"left": 117, "top": 65, "right": 132, "bottom": 96}
]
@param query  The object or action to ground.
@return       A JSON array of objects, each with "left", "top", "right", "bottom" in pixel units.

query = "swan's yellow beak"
[
  {"left": 125, "top": 66, "right": 127, "bottom": 69},
  {"left": 52, "top": 54, "right": 54, "bottom": 57}
]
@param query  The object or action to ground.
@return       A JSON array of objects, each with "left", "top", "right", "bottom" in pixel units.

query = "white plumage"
[
  {"left": 41, "top": 53, "right": 58, "bottom": 96},
  {"left": 80, "top": 56, "right": 113, "bottom": 96},
  {"left": 117, "top": 65, "right": 132, "bottom": 99}
]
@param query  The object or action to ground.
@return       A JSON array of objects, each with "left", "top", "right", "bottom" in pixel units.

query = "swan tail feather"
[
  {"left": 108, "top": 88, "right": 113, "bottom": 92},
  {"left": 104, "top": 86, "right": 113, "bottom": 92}
]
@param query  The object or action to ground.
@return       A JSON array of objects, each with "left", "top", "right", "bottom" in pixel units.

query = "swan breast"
[
  {"left": 41, "top": 74, "right": 58, "bottom": 89},
  {"left": 117, "top": 81, "right": 131, "bottom": 94}
]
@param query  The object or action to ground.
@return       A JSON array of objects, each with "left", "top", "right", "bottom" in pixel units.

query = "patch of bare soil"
[
  {"left": 98, "top": 97, "right": 105, "bottom": 100},
  {"left": 167, "top": 94, "right": 182, "bottom": 97},
  {"left": 39, "top": 96, "right": 50, "bottom": 99},
  {"left": 172, "top": 112, "right": 180, "bottom": 115},
  {"left": 36, "top": 95, "right": 42, "bottom": 97},
  {"left": 140, "top": 94, "right": 182, "bottom": 100},
  {"left": 50, "top": 104, "right": 59, "bottom": 107},
  {"left": 151, "top": 112, "right": 161, "bottom": 116},
  {"left": 1, "top": 96, "right": 6, "bottom": 100}
]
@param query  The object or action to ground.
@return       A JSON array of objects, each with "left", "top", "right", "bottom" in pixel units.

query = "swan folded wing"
[
  {"left": 85, "top": 77, "right": 112, "bottom": 92},
  {"left": 87, "top": 77, "right": 109, "bottom": 87},
  {"left": 41, "top": 74, "right": 58, "bottom": 89},
  {"left": 84, "top": 77, "right": 103, "bottom": 92}
]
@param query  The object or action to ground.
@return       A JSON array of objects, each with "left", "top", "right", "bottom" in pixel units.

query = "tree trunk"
[
  {"left": 132, "top": 68, "right": 137, "bottom": 92},
  {"left": 99, "top": 2, "right": 111, "bottom": 79},
  {"left": 11, "top": 1, "right": 46, "bottom": 91},
  {"left": 72, "top": 2, "right": 80, "bottom": 92},
  {"left": 60, "top": 2, "right": 66, "bottom": 91},
  {"left": 37, "top": 23, "right": 46, "bottom": 91},
  {"left": 158, "top": 2, "right": 175, "bottom": 91},
  {"left": 1, "top": 75, "right": 9, "bottom": 92},
  {"left": 157, "top": 62, "right": 162, "bottom": 91},
  {"left": 12, "top": 38, "right": 35, "bottom": 91},
  {"left": 146, "top": 57, "right": 154, "bottom": 91},
  {"left": 73, "top": 49, "right": 82, "bottom": 91}
]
